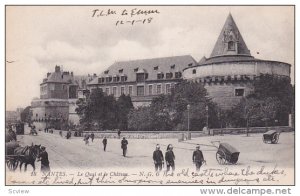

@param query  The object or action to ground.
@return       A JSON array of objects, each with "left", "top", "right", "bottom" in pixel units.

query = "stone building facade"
[
  {"left": 87, "top": 55, "right": 197, "bottom": 107},
  {"left": 31, "top": 66, "right": 96, "bottom": 129},
  {"left": 182, "top": 14, "right": 291, "bottom": 110}
]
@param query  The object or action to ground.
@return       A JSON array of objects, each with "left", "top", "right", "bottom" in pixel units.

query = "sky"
[{"left": 5, "top": 6, "right": 294, "bottom": 111}]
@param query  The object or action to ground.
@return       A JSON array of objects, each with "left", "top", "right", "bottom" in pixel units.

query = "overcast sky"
[{"left": 6, "top": 6, "right": 294, "bottom": 111}]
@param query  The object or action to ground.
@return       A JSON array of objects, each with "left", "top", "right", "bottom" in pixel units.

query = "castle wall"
[
  {"left": 204, "top": 82, "right": 254, "bottom": 110},
  {"left": 183, "top": 61, "right": 290, "bottom": 80},
  {"left": 183, "top": 61, "right": 290, "bottom": 110}
]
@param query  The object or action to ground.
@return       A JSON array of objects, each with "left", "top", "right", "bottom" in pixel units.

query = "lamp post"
[
  {"left": 206, "top": 105, "right": 209, "bottom": 134},
  {"left": 187, "top": 104, "right": 190, "bottom": 137}
]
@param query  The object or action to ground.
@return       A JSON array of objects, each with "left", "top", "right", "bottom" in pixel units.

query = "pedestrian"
[
  {"left": 117, "top": 130, "right": 121, "bottom": 139},
  {"left": 153, "top": 144, "right": 164, "bottom": 172},
  {"left": 121, "top": 137, "right": 128, "bottom": 157},
  {"left": 102, "top": 136, "right": 107, "bottom": 151},
  {"left": 192, "top": 145, "right": 205, "bottom": 171},
  {"left": 91, "top": 133, "right": 95, "bottom": 142},
  {"left": 165, "top": 144, "right": 175, "bottom": 172},
  {"left": 84, "top": 133, "right": 90, "bottom": 145},
  {"left": 37, "top": 146, "right": 50, "bottom": 172},
  {"left": 59, "top": 130, "right": 62, "bottom": 137}
]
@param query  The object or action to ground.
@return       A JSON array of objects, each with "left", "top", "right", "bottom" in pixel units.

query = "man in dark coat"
[
  {"left": 153, "top": 144, "right": 164, "bottom": 172},
  {"left": 192, "top": 145, "right": 205, "bottom": 171},
  {"left": 38, "top": 146, "right": 50, "bottom": 172},
  {"left": 91, "top": 133, "right": 95, "bottom": 142},
  {"left": 165, "top": 144, "right": 175, "bottom": 172},
  {"left": 102, "top": 137, "right": 107, "bottom": 151},
  {"left": 117, "top": 130, "right": 121, "bottom": 139},
  {"left": 121, "top": 137, "right": 128, "bottom": 157}
]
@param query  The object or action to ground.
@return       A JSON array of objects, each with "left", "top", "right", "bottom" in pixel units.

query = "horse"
[{"left": 14, "top": 144, "right": 41, "bottom": 172}]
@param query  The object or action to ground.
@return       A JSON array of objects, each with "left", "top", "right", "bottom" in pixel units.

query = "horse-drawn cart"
[
  {"left": 263, "top": 130, "right": 280, "bottom": 144},
  {"left": 5, "top": 141, "right": 20, "bottom": 171},
  {"left": 215, "top": 142, "right": 240, "bottom": 165}
]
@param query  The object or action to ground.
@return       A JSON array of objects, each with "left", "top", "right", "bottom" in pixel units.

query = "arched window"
[{"left": 228, "top": 41, "right": 235, "bottom": 50}]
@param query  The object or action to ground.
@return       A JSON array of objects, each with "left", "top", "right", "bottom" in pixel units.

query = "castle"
[{"left": 31, "top": 13, "right": 291, "bottom": 128}]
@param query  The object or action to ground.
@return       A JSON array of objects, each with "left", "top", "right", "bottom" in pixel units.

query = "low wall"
[
  {"left": 42, "top": 126, "right": 294, "bottom": 139},
  {"left": 44, "top": 130, "right": 206, "bottom": 139},
  {"left": 210, "top": 126, "right": 294, "bottom": 135}
]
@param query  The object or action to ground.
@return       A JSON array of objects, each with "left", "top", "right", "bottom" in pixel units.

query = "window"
[
  {"left": 119, "top": 69, "right": 123, "bottom": 73},
  {"left": 228, "top": 41, "right": 235, "bottom": 50},
  {"left": 105, "top": 87, "right": 110, "bottom": 95},
  {"left": 121, "top": 87, "right": 125, "bottom": 95},
  {"left": 105, "top": 76, "right": 112, "bottom": 82},
  {"left": 188, "top": 63, "right": 193, "bottom": 66},
  {"left": 235, "top": 89, "right": 244, "bottom": 97},
  {"left": 137, "top": 86, "right": 144, "bottom": 96},
  {"left": 134, "top": 68, "right": 138, "bottom": 72},
  {"left": 148, "top": 85, "right": 153, "bottom": 95},
  {"left": 104, "top": 70, "right": 109, "bottom": 74},
  {"left": 136, "top": 73, "right": 145, "bottom": 82},
  {"left": 98, "top": 78, "right": 102, "bottom": 83},
  {"left": 121, "top": 76, "right": 127, "bottom": 82},
  {"left": 166, "top": 73, "right": 173, "bottom": 79},
  {"left": 128, "top": 86, "right": 133, "bottom": 96},
  {"left": 157, "top": 73, "right": 164, "bottom": 79},
  {"left": 112, "top": 87, "right": 117, "bottom": 97},
  {"left": 175, "top": 72, "right": 182, "bottom": 78},
  {"left": 166, "top": 84, "right": 171, "bottom": 94},
  {"left": 113, "top": 76, "right": 120, "bottom": 82},
  {"left": 170, "top": 64, "right": 175, "bottom": 69},
  {"left": 157, "top": 84, "right": 162, "bottom": 94},
  {"left": 154, "top": 66, "right": 158, "bottom": 70},
  {"left": 192, "top": 69, "right": 197, "bottom": 74}
]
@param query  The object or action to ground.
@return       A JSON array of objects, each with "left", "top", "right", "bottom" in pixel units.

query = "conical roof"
[{"left": 210, "top": 13, "right": 251, "bottom": 58}]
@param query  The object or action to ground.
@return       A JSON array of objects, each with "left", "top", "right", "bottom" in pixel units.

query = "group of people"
[{"left": 153, "top": 144, "right": 205, "bottom": 172}]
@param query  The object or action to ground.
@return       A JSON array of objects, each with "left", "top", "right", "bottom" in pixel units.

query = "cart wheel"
[
  {"left": 262, "top": 136, "right": 268, "bottom": 144},
  {"left": 216, "top": 150, "right": 226, "bottom": 165},
  {"left": 271, "top": 133, "right": 279, "bottom": 144}
]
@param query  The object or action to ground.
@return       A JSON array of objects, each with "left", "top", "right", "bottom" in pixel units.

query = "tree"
[
  {"left": 249, "top": 74, "right": 294, "bottom": 126},
  {"left": 76, "top": 88, "right": 118, "bottom": 131},
  {"left": 20, "top": 106, "right": 31, "bottom": 123},
  {"left": 127, "top": 81, "right": 220, "bottom": 131},
  {"left": 116, "top": 94, "right": 134, "bottom": 130}
]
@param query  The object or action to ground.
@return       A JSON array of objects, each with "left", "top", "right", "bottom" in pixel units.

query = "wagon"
[
  {"left": 263, "top": 130, "right": 280, "bottom": 144},
  {"left": 5, "top": 141, "right": 20, "bottom": 171},
  {"left": 216, "top": 143, "right": 240, "bottom": 165}
]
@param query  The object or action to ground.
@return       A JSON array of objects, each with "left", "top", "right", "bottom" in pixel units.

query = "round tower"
[{"left": 183, "top": 13, "right": 291, "bottom": 110}]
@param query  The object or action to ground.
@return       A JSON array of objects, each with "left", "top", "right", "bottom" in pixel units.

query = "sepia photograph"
[{"left": 5, "top": 5, "right": 295, "bottom": 186}]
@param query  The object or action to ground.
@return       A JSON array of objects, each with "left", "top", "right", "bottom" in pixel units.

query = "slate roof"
[
  {"left": 88, "top": 55, "right": 197, "bottom": 85},
  {"left": 210, "top": 13, "right": 251, "bottom": 58}
]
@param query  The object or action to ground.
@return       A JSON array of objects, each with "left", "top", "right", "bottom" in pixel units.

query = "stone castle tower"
[{"left": 183, "top": 13, "right": 291, "bottom": 110}]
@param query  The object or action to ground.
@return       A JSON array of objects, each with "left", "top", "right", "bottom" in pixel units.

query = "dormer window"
[
  {"left": 119, "top": 69, "right": 123, "bottom": 73},
  {"left": 166, "top": 72, "right": 173, "bottom": 79},
  {"left": 157, "top": 72, "right": 164, "bottom": 79},
  {"left": 175, "top": 72, "right": 182, "bottom": 78},
  {"left": 192, "top": 69, "right": 197, "bottom": 74},
  {"left": 154, "top": 66, "right": 158, "bottom": 70},
  {"left": 98, "top": 78, "right": 102, "bottom": 83},
  {"left": 228, "top": 41, "right": 235, "bottom": 51},
  {"left": 105, "top": 76, "right": 112, "bottom": 82},
  {"left": 170, "top": 64, "right": 175, "bottom": 69},
  {"left": 104, "top": 70, "right": 109, "bottom": 74},
  {"left": 121, "top": 75, "right": 127, "bottom": 82},
  {"left": 113, "top": 76, "right": 120, "bottom": 82},
  {"left": 188, "top": 63, "right": 193, "bottom": 66},
  {"left": 134, "top": 68, "right": 139, "bottom": 72}
]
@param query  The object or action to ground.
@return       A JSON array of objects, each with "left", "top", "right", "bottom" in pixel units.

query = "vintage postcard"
[{"left": 5, "top": 5, "right": 295, "bottom": 186}]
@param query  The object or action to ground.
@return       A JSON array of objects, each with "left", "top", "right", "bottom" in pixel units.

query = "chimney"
[
  {"left": 93, "top": 73, "right": 97, "bottom": 77},
  {"left": 55, "top": 65, "right": 60, "bottom": 72},
  {"left": 71, "top": 72, "right": 73, "bottom": 76},
  {"left": 47, "top": 72, "right": 51, "bottom": 77}
]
